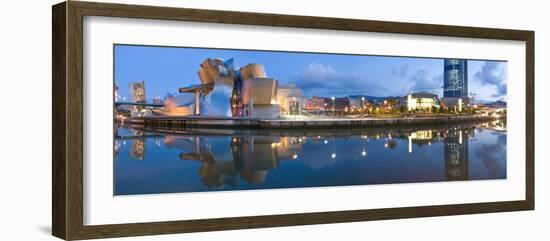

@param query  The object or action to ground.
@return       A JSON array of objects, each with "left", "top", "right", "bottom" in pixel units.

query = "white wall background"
[{"left": 0, "top": 0, "right": 547, "bottom": 240}]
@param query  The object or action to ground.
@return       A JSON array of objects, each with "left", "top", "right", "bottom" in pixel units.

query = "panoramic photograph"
[{"left": 113, "top": 44, "right": 507, "bottom": 196}]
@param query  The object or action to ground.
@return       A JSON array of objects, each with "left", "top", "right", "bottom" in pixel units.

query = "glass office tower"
[{"left": 443, "top": 59, "right": 468, "bottom": 98}]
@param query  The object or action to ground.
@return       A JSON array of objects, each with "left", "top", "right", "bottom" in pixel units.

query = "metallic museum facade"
[{"left": 174, "top": 58, "right": 301, "bottom": 119}]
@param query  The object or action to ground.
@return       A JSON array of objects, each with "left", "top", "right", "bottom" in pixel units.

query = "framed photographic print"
[{"left": 52, "top": 1, "right": 534, "bottom": 240}]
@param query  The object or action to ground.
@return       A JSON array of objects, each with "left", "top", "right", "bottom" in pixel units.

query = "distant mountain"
[
  {"left": 486, "top": 100, "right": 507, "bottom": 107},
  {"left": 348, "top": 95, "right": 399, "bottom": 103}
]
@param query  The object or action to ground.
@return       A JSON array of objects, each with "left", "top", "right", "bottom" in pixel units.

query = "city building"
[
  {"left": 203, "top": 76, "right": 235, "bottom": 117},
  {"left": 152, "top": 94, "right": 195, "bottom": 116},
  {"left": 130, "top": 108, "right": 153, "bottom": 117},
  {"left": 241, "top": 77, "right": 280, "bottom": 119},
  {"left": 327, "top": 97, "right": 350, "bottom": 110},
  {"left": 405, "top": 92, "right": 439, "bottom": 111},
  {"left": 443, "top": 59, "right": 468, "bottom": 98},
  {"left": 164, "top": 58, "right": 282, "bottom": 119},
  {"left": 347, "top": 96, "right": 370, "bottom": 110},
  {"left": 379, "top": 98, "right": 399, "bottom": 113},
  {"left": 305, "top": 96, "right": 328, "bottom": 110},
  {"left": 127, "top": 80, "right": 153, "bottom": 117},
  {"left": 129, "top": 80, "right": 146, "bottom": 103},
  {"left": 197, "top": 58, "right": 236, "bottom": 85},
  {"left": 114, "top": 81, "right": 120, "bottom": 102},
  {"left": 152, "top": 97, "right": 164, "bottom": 105},
  {"left": 237, "top": 63, "right": 280, "bottom": 118},
  {"left": 238, "top": 63, "right": 266, "bottom": 80},
  {"left": 440, "top": 97, "right": 470, "bottom": 112},
  {"left": 276, "top": 84, "right": 303, "bottom": 115},
  {"left": 195, "top": 58, "right": 235, "bottom": 117}
]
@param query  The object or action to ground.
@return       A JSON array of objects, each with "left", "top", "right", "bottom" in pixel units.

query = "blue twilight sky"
[{"left": 114, "top": 45, "right": 507, "bottom": 103}]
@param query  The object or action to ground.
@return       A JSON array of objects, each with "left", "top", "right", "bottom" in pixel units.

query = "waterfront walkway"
[{"left": 123, "top": 115, "right": 501, "bottom": 130}]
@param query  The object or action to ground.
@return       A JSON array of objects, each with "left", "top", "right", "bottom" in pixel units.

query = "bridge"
[{"left": 114, "top": 102, "right": 164, "bottom": 108}]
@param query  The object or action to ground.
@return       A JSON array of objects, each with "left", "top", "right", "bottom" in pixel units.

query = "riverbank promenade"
[{"left": 122, "top": 114, "right": 502, "bottom": 130}]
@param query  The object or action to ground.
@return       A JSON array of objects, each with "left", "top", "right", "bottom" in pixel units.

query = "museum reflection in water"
[{"left": 114, "top": 120, "right": 507, "bottom": 195}]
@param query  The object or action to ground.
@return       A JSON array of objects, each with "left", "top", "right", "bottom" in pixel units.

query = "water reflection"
[
  {"left": 444, "top": 129, "right": 469, "bottom": 181},
  {"left": 114, "top": 120, "right": 507, "bottom": 195}
]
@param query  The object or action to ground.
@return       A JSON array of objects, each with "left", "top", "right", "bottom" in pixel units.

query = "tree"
[{"left": 399, "top": 105, "right": 406, "bottom": 113}]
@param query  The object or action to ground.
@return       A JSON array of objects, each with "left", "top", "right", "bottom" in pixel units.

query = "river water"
[{"left": 114, "top": 120, "right": 506, "bottom": 195}]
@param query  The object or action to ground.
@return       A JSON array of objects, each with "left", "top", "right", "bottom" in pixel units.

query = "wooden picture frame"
[{"left": 52, "top": 1, "right": 534, "bottom": 240}]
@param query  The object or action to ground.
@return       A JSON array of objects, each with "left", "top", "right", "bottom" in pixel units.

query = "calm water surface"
[{"left": 114, "top": 120, "right": 506, "bottom": 195}]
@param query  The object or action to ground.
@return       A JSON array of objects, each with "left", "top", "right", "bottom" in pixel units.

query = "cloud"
[
  {"left": 294, "top": 62, "right": 338, "bottom": 89},
  {"left": 392, "top": 64, "right": 410, "bottom": 78},
  {"left": 293, "top": 63, "right": 389, "bottom": 96},
  {"left": 409, "top": 70, "right": 442, "bottom": 93},
  {"left": 474, "top": 62, "right": 507, "bottom": 98}
]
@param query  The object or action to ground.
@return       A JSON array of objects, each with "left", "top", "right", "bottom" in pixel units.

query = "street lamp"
[
  {"left": 361, "top": 97, "right": 365, "bottom": 115},
  {"left": 292, "top": 97, "right": 297, "bottom": 120},
  {"left": 331, "top": 96, "right": 335, "bottom": 116}
]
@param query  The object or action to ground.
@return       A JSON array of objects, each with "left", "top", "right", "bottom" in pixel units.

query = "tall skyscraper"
[
  {"left": 130, "top": 81, "right": 146, "bottom": 103},
  {"left": 443, "top": 59, "right": 468, "bottom": 98}
]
